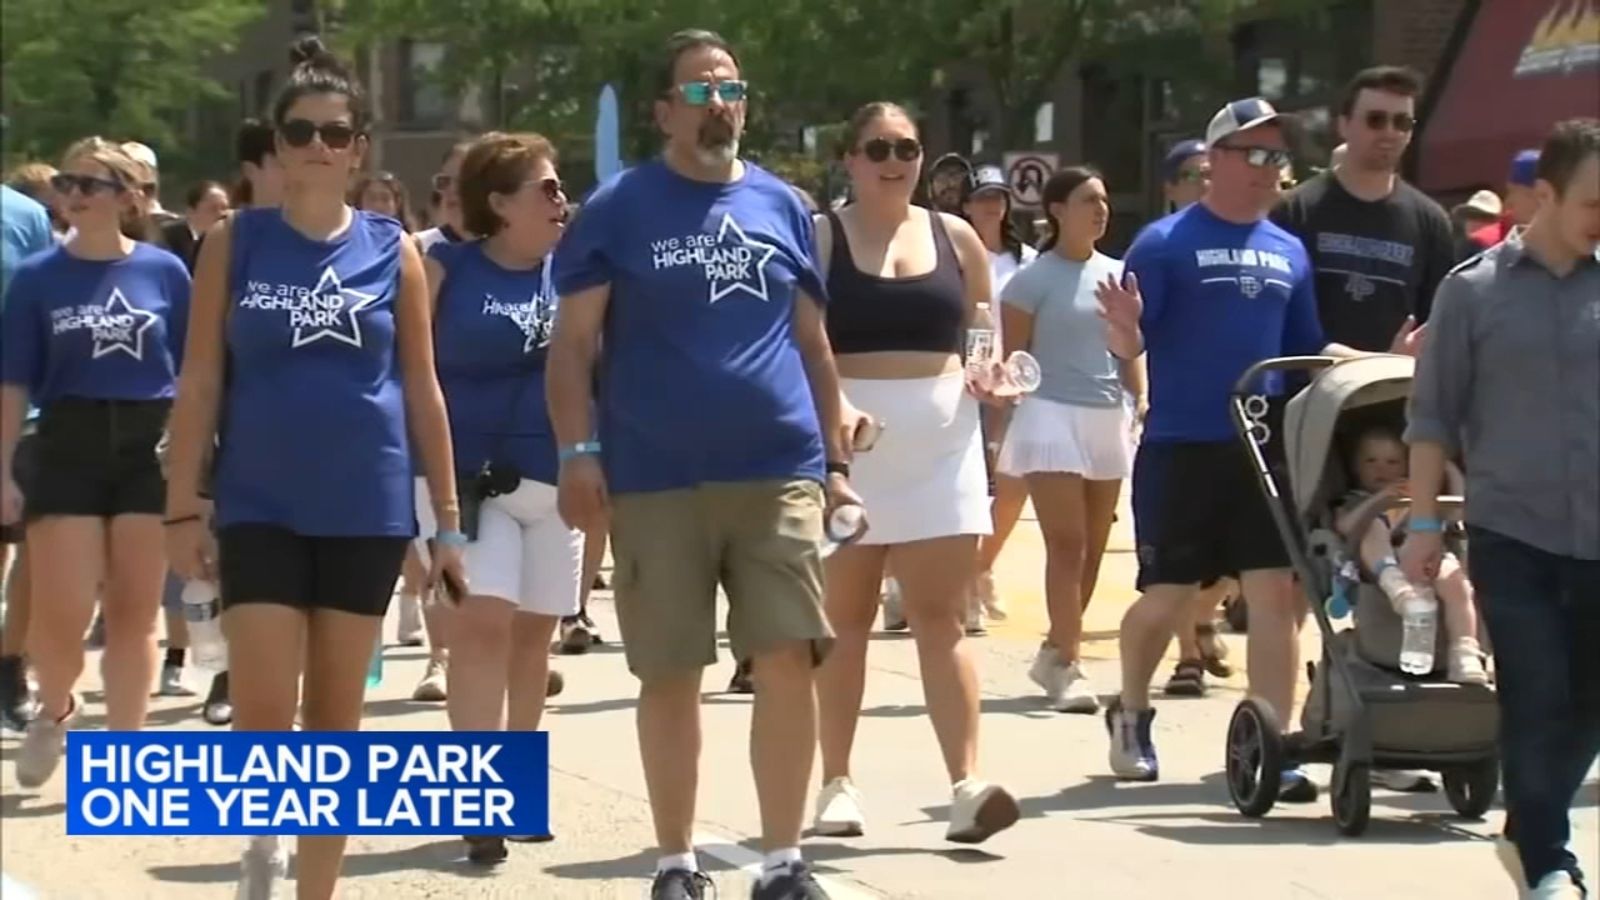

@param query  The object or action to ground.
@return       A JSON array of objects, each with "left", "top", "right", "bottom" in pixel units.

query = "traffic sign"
[{"left": 1003, "top": 152, "right": 1057, "bottom": 208}]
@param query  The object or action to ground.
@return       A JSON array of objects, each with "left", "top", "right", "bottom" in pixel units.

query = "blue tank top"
[
  {"left": 430, "top": 240, "right": 560, "bottom": 485},
  {"left": 213, "top": 207, "right": 414, "bottom": 537}
]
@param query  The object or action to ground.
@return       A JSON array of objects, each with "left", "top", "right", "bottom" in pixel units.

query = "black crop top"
[{"left": 823, "top": 209, "right": 967, "bottom": 355}]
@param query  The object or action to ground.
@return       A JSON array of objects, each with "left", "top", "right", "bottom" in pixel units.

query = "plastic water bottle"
[
  {"left": 180, "top": 580, "right": 227, "bottom": 673},
  {"left": 965, "top": 303, "right": 998, "bottom": 386},
  {"left": 821, "top": 503, "right": 868, "bottom": 557},
  {"left": 1398, "top": 585, "right": 1439, "bottom": 676},
  {"left": 366, "top": 641, "right": 384, "bottom": 688}
]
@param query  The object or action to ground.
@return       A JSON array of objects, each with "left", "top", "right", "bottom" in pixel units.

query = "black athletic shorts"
[
  {"left": 218, "top": 523, "right": 409, "bottom": 617},
  {"left": 23, "top": 397, "right": 169, "bottom": 522},
  {"left": 1131, "top": 440, "right": 1289, "bottom": 590}
]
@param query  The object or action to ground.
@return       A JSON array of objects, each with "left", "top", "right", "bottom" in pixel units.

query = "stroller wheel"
[
  {"left": 1225, "top": 698, "right": 1284, "bottom": 818},
  {"left": 1443, "top": 758, "right": 1499, "bottom": 820},
  {"left": 1331, "top": 761, "right": 1372, "bottom": 836}
]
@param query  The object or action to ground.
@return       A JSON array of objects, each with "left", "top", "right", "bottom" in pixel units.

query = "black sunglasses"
[
  {"left": 279, "top": 119, "right": 358, "bottom": 150},
  {"left": 1218, "top": 144, "right": 1292, "bottom": 170},
  {"left": 50, "top": 173, "right": 125, "bottom": 196},
  {"left": 519, "top": 177, "right": 565, "bottom": 203},
  {"left": 1362, "top": 110, "right": 1415, "bottom": 133},
  {"left": 859, "top": 137, "right": 922, "bottom": 163}
]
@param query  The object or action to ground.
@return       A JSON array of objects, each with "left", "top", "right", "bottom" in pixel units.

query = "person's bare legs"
[
  {"left": 638, "top": 670, "right": 702, "bottom": 854},
  {"left": 894, "top": 535, "right": 982, "bottom": 783},
  {"left": 1238, "top": 568, "right": 1303, "bottom": 723},
  {"left": 1434, "top": 554, "right": 1479, "bottom": 643},
  {"left": 1117, "top": 584, "right": 1197, "bottom": 710},
  {"left": 100, "top": 515, "right": 165, "bottom": 729},
  {"left": 296, "top": 608, "right": 385, "bottom": 900},
  {"left": 750, "top": 639, "right": 820, "bottom": 852},
  {"left": 446, "top": 594, "right": 515, "bottom": 731},
  {"left": 816, "top": 544, "right": 889, "bottom": 782},
  {"left": 1028, "top": 475, "right": 1119, "bottom": 663},
  {"left": 22, "top": 517, "right": 105, "bottom": 721},
  {"left": 1077, "top": 479, "right": 1122, "bottom": 614},
  {"left": 2, "top": 546, "right": 30, "bottom": 658},
  {"left": 974, "top": 475, "right": 1028, "bottom": 615},
  {"left": 506, "top": 612, "right": 559, "bottom": 732}
]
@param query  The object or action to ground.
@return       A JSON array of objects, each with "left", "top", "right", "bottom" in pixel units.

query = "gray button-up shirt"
[{"left": 1406, "top": 234, "right": 1600, "bottom": 560}]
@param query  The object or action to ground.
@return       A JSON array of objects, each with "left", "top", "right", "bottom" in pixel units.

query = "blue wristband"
[
  {"left": 559, "top": 441, "right": 602, "bottom": 463},
  {"left": 1408, "top": 516, "right": 1443, "bottom": 534},
  {"left": 435, "top": 529, "right": 469, "bottom": 548}
]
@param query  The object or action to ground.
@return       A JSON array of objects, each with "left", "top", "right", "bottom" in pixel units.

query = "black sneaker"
[
  {"left": 463, "top": 835, "right": 508, "bottom": 865},
  {"left": 652, "top": 868, "right": 714, "bottom": 900},
  {"left": 0, "top": 655, "right": 37, "bottom": 732},
  {"left": 727, "top": 660, "right": 754, "bottom": 694},
  {"left": 751, "top": 862, "right": 829, "bottom": 900}
]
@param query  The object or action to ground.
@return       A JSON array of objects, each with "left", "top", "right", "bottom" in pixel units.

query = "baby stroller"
[{"left": 1221, "top": 356, "right": 1500, "bottom": 836}]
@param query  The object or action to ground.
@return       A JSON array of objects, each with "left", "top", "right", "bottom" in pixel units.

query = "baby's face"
[{"left": 1354, "top": 436, "right": 1408, "bottom": 492}]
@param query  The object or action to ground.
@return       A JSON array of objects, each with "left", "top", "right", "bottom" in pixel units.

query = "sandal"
[{"left": 1163, "top": 659, "right": 1206, "bottom": 697}]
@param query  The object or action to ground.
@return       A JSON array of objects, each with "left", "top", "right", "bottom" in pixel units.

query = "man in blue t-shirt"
[
  {"left": 546, "top": 28, "right": 859, "bottom": 900},
  {"left": 1096, "top": 98, "right": 1372, "bottom": 794}
]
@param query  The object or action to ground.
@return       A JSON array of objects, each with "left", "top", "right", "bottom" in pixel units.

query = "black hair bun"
[{"left": 288, "top": 34, "right": 350, "bottom": 80}]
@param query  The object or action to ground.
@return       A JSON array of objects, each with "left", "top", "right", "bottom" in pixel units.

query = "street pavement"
[{"left": 2, "top": 498, "right": 1595, "bottom": 898}]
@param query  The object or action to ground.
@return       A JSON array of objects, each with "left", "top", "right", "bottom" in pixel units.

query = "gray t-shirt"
[{"left": 1001, "top": 249, "right": 1124, "bottom": 408}]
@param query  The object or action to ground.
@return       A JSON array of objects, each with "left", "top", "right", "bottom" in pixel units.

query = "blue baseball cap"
[
  {"left": 1509, "top": 149, "right": 1540, "bottom": 187},
  {"left": 1205, "top": 97, "right": 1291, "bottom": 149},
  {"left": 1163, "top": 139, "right": 1207, "bottom": 182}
]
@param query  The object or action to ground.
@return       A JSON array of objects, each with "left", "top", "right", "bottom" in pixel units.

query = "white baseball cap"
[
  {"left": 1457, "top": 189, "right": 1503, "bottom": 218},
  {"left": 121, "top": 141, "right": 159, "bottom": 172},
  {"left": 1205, "top": 97, "right": 1291, "bottom": 149}
]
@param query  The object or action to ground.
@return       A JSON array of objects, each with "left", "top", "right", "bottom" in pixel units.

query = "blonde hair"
[
  {"left": 6, "top": 161, "right": 57, "bottom": 199},
  {"left": 60, "top": 137, "right": 153, "bottom": 241}
]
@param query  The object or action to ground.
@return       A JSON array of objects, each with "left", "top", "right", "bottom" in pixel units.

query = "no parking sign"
[{"left": 1002, "top": 152, "right": 1057, "bottom": 208}]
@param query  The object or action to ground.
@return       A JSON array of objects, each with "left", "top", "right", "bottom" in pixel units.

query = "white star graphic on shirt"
[
  {"left": 90, "top": 287, "right": 159, "bottom": 361},
  {"left": 706, "top": 213, "right": 778, "bottom": 305},
  {"left": 291, "top": 267, "right": 380, "bottom": 349}
]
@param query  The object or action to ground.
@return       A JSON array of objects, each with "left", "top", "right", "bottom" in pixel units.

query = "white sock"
[
  {"left": 760, "top": 847, "right": 802, "bottom": 885},
  {"left": 656, "top": 851, "right": 697, "bottom": 874}
]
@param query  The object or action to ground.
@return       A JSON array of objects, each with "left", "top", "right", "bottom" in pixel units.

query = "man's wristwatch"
[{"left": 825, "top": 460, "right": 850, "bottom": 478}]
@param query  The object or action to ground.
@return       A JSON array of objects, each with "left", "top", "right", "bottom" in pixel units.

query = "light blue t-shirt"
[
  {"left": 1, "top": 185, "right": 53, "bottom": 305},
  {"left": 553, "top": 158, "right": 828, "bottom": 494},
  {"left": 1001, "top": 249, "right": 1124, "bottom": 408}
]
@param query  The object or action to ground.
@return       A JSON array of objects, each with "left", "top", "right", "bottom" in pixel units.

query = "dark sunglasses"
[
  {"left": 50, "top": 173, "right": 125, "bottom": 196},
  {"left": 1219, "top": 145, "right": 1292, "bottom": 169},
  {"left": 522, "top": 177, "right": 565, "bottom": 203},
  {"left": 1176, "top": 167, "right": 1211, "bottom": 184},
  {"left": 676, "top": 80, "right": 748, "bottom": 106},
  {"left": 1362, "top": 110, "right": 1415, "bottom": 133},
  {"left": 859, "top": 137, "right": 922, "bottom": 163},
  {"left": 432, "top": 173, "right": 454, "bottom": 191},
  {"left": 279, "top": 119, "right": 358, "bottom": 149}
]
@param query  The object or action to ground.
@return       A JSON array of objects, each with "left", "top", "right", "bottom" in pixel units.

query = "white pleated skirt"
[{"left": 997, "top": 395, "right": 1134, "bottom": 481}]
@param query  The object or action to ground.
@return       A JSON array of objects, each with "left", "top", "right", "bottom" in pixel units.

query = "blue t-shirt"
[
  {"left": 0, "top": 242, "right": 189, "bottom": 405},
  {"left": 213, "top": 207, "right": 413, "bottom": 537},
  {"left": 553, "top": 159, "right": 828, "bottom": 493},
  {"left": 1, "top": 185, "right": 54, "bottom": 304},
  {"left": 1125, "top": 203, "right": 1325, "bottom": 442},
  {"left": 431, "top": 240, "right": 561, "bottom": 485}
]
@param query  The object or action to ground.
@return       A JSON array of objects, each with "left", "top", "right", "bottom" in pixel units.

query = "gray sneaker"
[
  {"left": 235, "top": 835, "right": 288, "bottom": 900},
  {"left": 16, "top": 694, "right": 80, "bottom": 788}
]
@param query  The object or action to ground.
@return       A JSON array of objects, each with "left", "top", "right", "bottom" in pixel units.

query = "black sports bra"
[{"left": 823, "top": 209, "right": 966, "bottom": 355}]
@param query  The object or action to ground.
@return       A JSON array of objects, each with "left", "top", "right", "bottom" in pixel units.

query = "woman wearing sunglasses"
[
  {"left": 423, "top": 131, "right": 577, "bottom": 864},
  {"left": 160, "top": 36, "right": 465, "bottom": 900},
  {"left": 811, "top": 101, "right": 1018, "bottom": 845},
  {"left": 0, "top": 137, "right": 191, "bottom": 786}
]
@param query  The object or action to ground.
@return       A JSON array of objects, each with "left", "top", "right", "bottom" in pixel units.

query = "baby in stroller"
[{"left": 1335, "top": 426, "right": 1487, "bottom": 684}]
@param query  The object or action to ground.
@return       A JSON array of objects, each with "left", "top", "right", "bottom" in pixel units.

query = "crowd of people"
[{"left": 1, "top": 26, "right": 1596, "bottom": 900}]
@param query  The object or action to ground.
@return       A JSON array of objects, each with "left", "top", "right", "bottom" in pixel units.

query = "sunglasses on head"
[
  {"left": 676, "top": 80, "right": 748, "bottom": 106},
  {"left": 1362, "top": 110, "right": 1415, "bottom": 133},
  {"left": 859, "top": 137, "right": 922, "bottom": 163},
  {"left": 1219, "top": 145, "right": 1292, "bottom": 169},
  {"left": 279, "top": 119, "right": 358, "bottom": 149},
  {"left": 50, "top": 173, "right": 125, "bottom": 196}
]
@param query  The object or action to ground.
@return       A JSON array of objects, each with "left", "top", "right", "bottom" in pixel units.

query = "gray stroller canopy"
[{"left": 1282, "top": 355, "right": 1416, "bottom": 516}]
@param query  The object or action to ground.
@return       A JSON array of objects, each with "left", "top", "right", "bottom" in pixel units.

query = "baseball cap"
[
  {"left": 1508, "top": 149, "right": 1540, "bottom": 187},
  {"left": 122, "top": 141, "right": 159, "bottom": 173},
  {"left": 1205, "top": 97, "right": 1291, "bottom": 149},
  {"left": 930, "top": 152, "right": 972, "bottom": 176},
  {"left": 969, "top": 165, "right": 1009, "bottom": 197},
  {"left": 1457, "top": 189, "right": 1503, "bottom": 218},
  {"left": 1162, "top": 139, "right": 1206, "bottom": 182}
]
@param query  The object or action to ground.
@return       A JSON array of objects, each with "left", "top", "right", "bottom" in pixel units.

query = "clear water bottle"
[
  {"left": 366, "top": 641, "right": 384, "bottom": 688},
  {"left": 180, "top": 580, "right": 228, "bottom": 673},
  {"left": 1398, "top": 585, "right": 1439, "bottom": 676},
  {"left": 821, "top": 503, "right": 868, "bottom": 558},
  {"left": 965, "top": 303, "right": 998, "bottom": 386}
]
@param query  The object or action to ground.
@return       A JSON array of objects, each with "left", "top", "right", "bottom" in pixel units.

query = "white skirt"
[
  {"left": 843, "top": 371, "right": 992, "bottom": 545},
  {"left": 997, "top": 396, "right": 1134, "bottom": 481}
]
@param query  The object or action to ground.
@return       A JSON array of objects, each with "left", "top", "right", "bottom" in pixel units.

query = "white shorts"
[
  {"left": 842, "top": 371, "right": 992, "bottom": 545},
  {"left": 997, "top": 396, "right": 1133, "bottom": 481},
  {"left": 465, "top": 479, "right": 583, "bottom": 617}
]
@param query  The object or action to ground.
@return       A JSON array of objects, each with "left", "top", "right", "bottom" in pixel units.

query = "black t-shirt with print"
[{"left": 1270, "top": 172, "right": 1456, "bottom": 352}]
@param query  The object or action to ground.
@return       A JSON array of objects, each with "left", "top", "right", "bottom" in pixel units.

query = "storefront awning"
[{"left": 1419, "top": 0, "right": 1600, "bottom": 194}]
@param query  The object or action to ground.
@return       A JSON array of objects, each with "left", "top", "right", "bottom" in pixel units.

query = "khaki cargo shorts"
[{"left": 608, "top": 478, "right": 835, "bottom": 681}]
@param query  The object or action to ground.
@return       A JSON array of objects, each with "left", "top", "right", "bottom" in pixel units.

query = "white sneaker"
[
  {"left": 1028, "top": 646, "right": 1099, "bottom": 713},
  {"left": 965, "top": 597, "right": 987, "bottom": 636},
  {"left": 813, "top": 776, "right": 866, "bottom": 837},
  {"left": 159, "top": 663, "right": 195, "bottom": 697},
  {"left": 1448, "top": 637, "right": 1489, "bottom": 685},
  {"left": 235, "top": 835, "right": 288, "bottom": 900},
  {"left": 412, "top": 657, "right": 447, "bottom": 702},
  {"left": 395, "top": 592, "right": 424, "bottom": 646},
  {"left": 946, "top": 779, "right": 1019, "bottom": 844},
  {"left": 1529, "top": 870, "right": 1584, "bottom": 899},
  {"left": 881, "top": 579, "right": 907, "bottom": 632},
  {"left": 974, "top": 571, "right": 1007, "bottom": 621},
  {"left": 16, "top": 694, "right": 79, "bottom": 788}
]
